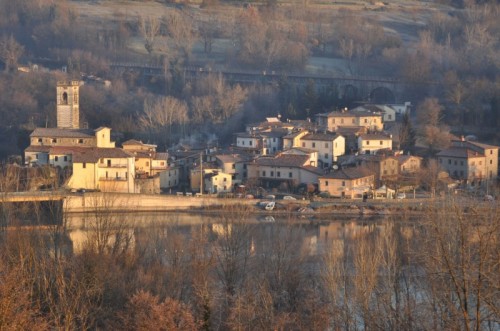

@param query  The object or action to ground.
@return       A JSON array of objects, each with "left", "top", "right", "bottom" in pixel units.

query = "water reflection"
[{"left": 63, "top": 212, "right": 394, "bottom": 256}]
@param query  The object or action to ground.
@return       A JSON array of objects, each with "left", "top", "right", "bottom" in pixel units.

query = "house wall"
[
  {"left": 205, "top": 173, "right": 232, "bottom": 193},
  {"left": 30, "top": 137, "right": 95, "bottom": 147},
  {"left": 68, "top": 162, "right": 98, "bottom": 190},
  {"left": 159, "top": 167, "right": 179, "bottom": 189},
  {"left": 247, "top": 164, "right": 319, "bottom": 185},
  {"left": 358, "top": 138, "right": 392, "bottom": 154},
  {"left": 319, "top": 175, "right": 374, "bottom": 198},
  {"left": 96, "top": 128, "right": 115, "bottom": 148}
]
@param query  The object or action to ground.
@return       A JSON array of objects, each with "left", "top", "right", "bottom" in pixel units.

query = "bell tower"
[{"left": 57, "top": 81, "right": 80, "bottom": 129}]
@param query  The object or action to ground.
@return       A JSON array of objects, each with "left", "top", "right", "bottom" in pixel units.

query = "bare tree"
[
  {"left": 163, "top": 11, "right": 198, "bottom": 61},
  {"left": 138, "top": 16, "right": 161, "bottom": 55},
  {"left": 0, "top": 34, "right": 24, "bottom": 72}
]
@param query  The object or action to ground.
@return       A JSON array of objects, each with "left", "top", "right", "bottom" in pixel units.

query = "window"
[
  {"left": 35, "top": 154, "right": 39, "bottom": 159},
  {"left": 38, "top": 138, "right": 42, "bottom": 143},
  {"left": 342, "top": 181, "right": 345, "bottom": 186},
  {"left": 383, "top": 170, "right": 387, "bottom": 175},
  {"left": 273, "top": 138, "right": 276, "bottom": 142},
  {"left": 83, "top": 163, "right": 86, "bottom": 168},
  {"left": 52, "top": 139, "right": 57, "bottom": 143},
  {"left": 490, "top": 160, "right": 493, "bottom": 165},
  {"left": 64, "top": 156, "right": 67, "bottom": 161},
  {"left": 461, "top": 161, "right": 464, "bottom": 166},
  {"left": 490, "top": 150, "right": 493, "bottom": 155},
  {"left": 242, "top": 141, "right": 245, "bottom": 146},
  {"left": 325, "top": 180, "right": 329, "bottom": 186},
  {"left": 100, "top": 158, "right": 104, "bottom": 164},
  {"left": 55, "top": 156, "right": 59, "bottom": 161},
  {"left": 364, "top": 119, "right": 368, "bottom": 123},
  {"left": 380, "top": 141, "right": 383, "bottom": 145},
  {"left": 302, "top": 142, "right": 305, "bottom": 147},
  {"left": 223, "top": 177, "right": 227, "bottom": 182},
  {"left": 312, "top": 142, "right": 316, "bottom": 148},
  {"left": 146, "top": 161, "right": 149, "bottom": 166},
  {"left": 366, "top": 141, "right": 370, "bottom": 145},
  {"left": 289, "top": 172, "right": 292, "bottom": 178},
  {"left": 78, "top": 139, "right": 84, "bottom": 144},
  {"left": 161, "top": 162, "right": 165, "bottom": 166},
  {"left": 116, "top": 172, "right": 119, "bottom": 178},
  {"left": 107, "top": 160, "right": 111, "bottom": 167},
  {"left": 232, "top": 164, "right": 235, "bottom": 169},
  {"left": 243, "top": 164, "right": 247, "bottom": 169},
  {"left": 249, "top": 141, "right": 253, "bottom": 146},
  {"left": 262, "top": 171, "right": 266, "bottom": 176},
  {"left": 270, "top": 171, "right": 274, "bottom": 176},
  {"left": 61, "top": 92, "right": 68, "bottom": 104},
  {"left": 388, "top": 115, "right": 392, "bottom": 120},
  {"left": 277, "top": 171, "right": 281, "bottom": 177},
  {"left": 325, "top": 153, "right": 328, "bottom": 159},
  {"left": 448, "top": 159, "right": 451, "bottom": 165}
]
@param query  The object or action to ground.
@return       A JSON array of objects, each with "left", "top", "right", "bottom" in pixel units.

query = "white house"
[
  {"left": 358, "top": 133, "right": 393, "bottom": 155},
  {"left": 299, "top": 133, "right": 345, "bottom": 167}
]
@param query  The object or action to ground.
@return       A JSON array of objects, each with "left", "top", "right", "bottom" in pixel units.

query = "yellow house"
[
  {"left": 316, "top": 110, "right": 383, "bottom": 132},
  {"left": 319, "top": 167, "right": 374, "bottom": 199},
  {"left": 358, "top": 133, "right": 393, "bottom": 155},
  {"left": 62, "top": 147, "right": 136, "bottom": 193}
]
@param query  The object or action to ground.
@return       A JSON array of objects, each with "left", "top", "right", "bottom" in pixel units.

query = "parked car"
[
  {"left": 283, "top": 195, "right": 296, "bottom": 200},
  {"left": 396, "top": 193, "right": 406, "bottom": 199}
]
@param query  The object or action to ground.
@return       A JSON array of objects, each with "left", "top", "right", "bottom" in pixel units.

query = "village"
[{"left": 13, "top": 80, "right": 498, "bottom": 205}]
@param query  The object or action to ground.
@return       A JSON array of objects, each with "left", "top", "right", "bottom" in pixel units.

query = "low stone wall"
[{"left": 64, "top": 193, "right": 258, "bottom": 213}]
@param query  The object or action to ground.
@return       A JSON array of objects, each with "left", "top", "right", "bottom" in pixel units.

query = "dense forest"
[{"left": 0, "top": 0, "right": 498, "bottom": 156}]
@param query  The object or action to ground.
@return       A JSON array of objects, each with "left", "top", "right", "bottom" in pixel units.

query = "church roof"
[{"left": 30, "top": 128, "right": 94, "bottom": 138}]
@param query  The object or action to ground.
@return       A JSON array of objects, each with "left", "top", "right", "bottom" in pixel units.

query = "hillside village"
[{"left": 18, "top": 80, "right": 499, "bottom": 200}]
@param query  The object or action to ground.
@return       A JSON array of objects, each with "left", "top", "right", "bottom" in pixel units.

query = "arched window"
[{"left": 62, "top": 92, "right": 68, "bottom": 104}]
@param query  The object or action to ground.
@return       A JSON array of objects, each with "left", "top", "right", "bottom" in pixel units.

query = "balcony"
[
  {"left": 99, "top": 176, "right": 128, "bottom": 181},
  {"left": 98, "top": 163, "right": 127, "bottom": 168}
]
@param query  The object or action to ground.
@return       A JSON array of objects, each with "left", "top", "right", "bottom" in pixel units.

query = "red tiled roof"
[
  {"left": 321, "top": 166, "right": 374, "bottom": 180},
  {"left": 436, "top": 147, "right": 484, "bottom": 158}
]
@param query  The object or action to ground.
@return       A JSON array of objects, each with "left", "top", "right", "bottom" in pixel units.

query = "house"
[
  {"left": 283, "top": 130, "right": 309, "bottom": 150},
  {"left": 357, "top": 133, "right": 393, "bottom": 155},
  {"left": 246, "top": 154, "right": 324, "bottom": 189},
  {"left": 299, "top": 132, "right": 346, "bottom": 167},
  {"left": 316, "top": 109, "right": 383, "bottom": 132},
  {"left": 319, "top": 167, "right": 375, "bottom": 199},
  {"left": 122, "top": 140, "right": 168, "bottom": 176},
  {"left": 234, "top": 128, "right": 288, "bottom": 155},
  {"left": 396, "top": 155, "right": 422, "bottom": 174},
  {"left": 25, "top": 127, "right": 116, "bottom": 165},
  {"left": 387, "top": 101, "right": 412, "bottom": 116},
  {"left": 281, "top": 147, "right": 318, "bottom": 167},
  {"left": 54, "top": 147, "right": 136, "bottom": 193},
  {"left": 215, "top": 153, "right": 253, "bottom": 185},
  {"left": 359, "top": 154, "right": 399, "bottom": 186},
  {"left": 336, "top": 126, "right": 368, "bottom": 154},
  {"left": 436, "top": 139, "right": 499, "bottom": 186},
  {"left": 159, "top": 167, "right": 180, "bottom": 191},
  {"left": 352, "top": 104, "right": 396, "bottom": 123},
  {"left": 203, "top": 171, "right": 233, "bottom": 194}
]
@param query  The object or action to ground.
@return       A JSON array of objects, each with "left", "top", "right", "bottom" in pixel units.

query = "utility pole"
[{"left": 200, "top": 152, "right": 203, "bottom": 195}]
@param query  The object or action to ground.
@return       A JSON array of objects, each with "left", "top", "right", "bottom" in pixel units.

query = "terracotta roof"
[
  {"left": 30, "top": 128, "right": 94, "bottom": 138},
  {"left": 396, "top": 155, "right": 422, "bottom": 164},
  {"left": 25, "top": 145, "right": 51, "bottom": 153},
  {"left": 302, "top": 133, "right": 341, "bottom": 141},
  {"left": 359, "top": 133, "right": 392, "bottom": 140},
  {"left": 302, "top": 165, "right": 326, "bottom": 175},
  {"left": 317, "top": 110, "right": 381, "bottom": 118},
  {"left": 44, "top": 146, "right": 133, "bottom": 163},
  {"left": 282, "top": 147, "right": 316, "bottom": 154},
  {"left": 155, "top": 152, "right": 168, "bottom": 160},
  {"left": 336, "top": 126, "right": 367, "bottom": 135},
  {"left": 122, "top": 139, "right": 143, "bottom": 145},
  {"left": 436, "top": 147, "right": 484, "bottom": 158},
  {"left": 254, "top": 154, "right": 309, "bottom": 167},
  {"left": 216, "top": 153, "right": 253, "bottom": 163},
  {"left": 321, "top": 166, "right": 374, "bottom": 180}
]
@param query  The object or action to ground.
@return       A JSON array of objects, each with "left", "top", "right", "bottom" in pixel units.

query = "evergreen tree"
[{"left": 399, "top": 112, "right": 416, "bottom": 153}]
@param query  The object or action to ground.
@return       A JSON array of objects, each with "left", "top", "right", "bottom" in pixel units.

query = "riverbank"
[{"left": 63, "top": 192, "right": 445, "bottom": 216}]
